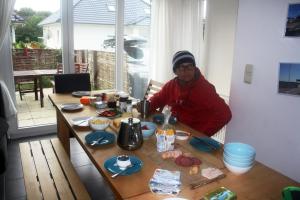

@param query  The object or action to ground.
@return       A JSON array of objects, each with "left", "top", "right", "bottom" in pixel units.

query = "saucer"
[
  {"left": 61, "top": 103, "right": 83, "bottom": 111},
  {"left": 85, "top": 131, "right": 115, "bottom": 146},
  {"left": 72, "top": 91, "right": 91, "bottom": 97},
  {"left": 104, "top": 155, "right": 143, "bottom": 176},
  {"left": 189, "top": 137, "right": 221, "bottom": 152}
]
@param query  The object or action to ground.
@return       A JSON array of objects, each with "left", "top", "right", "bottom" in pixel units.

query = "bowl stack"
[{"left": 223, "top": 142, "right": 256, "bottom": 175}]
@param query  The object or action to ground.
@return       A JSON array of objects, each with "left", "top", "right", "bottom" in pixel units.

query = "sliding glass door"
[{"left": 7, "top": 0, "right": 152, "bottom": 137}]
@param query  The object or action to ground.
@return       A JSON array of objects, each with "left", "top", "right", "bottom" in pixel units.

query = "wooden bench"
[{"left": 19, "top": 138, "right": 91, "bottom": 200}]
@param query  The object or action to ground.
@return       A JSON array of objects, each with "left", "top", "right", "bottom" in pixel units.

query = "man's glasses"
[{"left": 176, "top": 63, "right": 195, "bottom": 73}]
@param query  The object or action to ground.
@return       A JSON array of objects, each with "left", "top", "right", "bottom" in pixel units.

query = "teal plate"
[
  {"left": 189, "top": 137, "right": 221, "bottom": 152},
  {"left": 85, "top": 131, "right": 115, "bottom": 146},
  {"left": 104, "top": 156, "right": 143, "bottom": 176}
]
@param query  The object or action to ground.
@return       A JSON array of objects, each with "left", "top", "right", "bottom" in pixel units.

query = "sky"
[
  {"left": 287, "top": 3, "right": 300, "bottom": 18},
  {"left": 279, "top": 63, "right": 300, "bottom": 82},
  {"left": 14, "top": 0, "right": 60, "bottom": 12}
]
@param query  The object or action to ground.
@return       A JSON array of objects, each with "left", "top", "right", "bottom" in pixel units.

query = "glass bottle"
[{"left": 155, "top": 106, "right": 175, "bottom": 152}]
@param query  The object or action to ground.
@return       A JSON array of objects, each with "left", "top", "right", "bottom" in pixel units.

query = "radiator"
[{"left": 211, "top": 94, "right": 229, "bottom": 144}]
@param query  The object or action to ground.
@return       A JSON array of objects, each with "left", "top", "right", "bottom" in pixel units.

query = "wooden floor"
[{"left": 5, "top": 133, "right": 115, "bottom": 200}]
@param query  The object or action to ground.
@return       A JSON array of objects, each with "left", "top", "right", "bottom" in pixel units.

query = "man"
[{"left": 148, "top": 50, "right": 232, "bottom": 137}]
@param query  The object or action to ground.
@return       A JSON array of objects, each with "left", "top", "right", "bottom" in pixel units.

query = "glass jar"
[
  {"left": 126, "top": 99, "right": 132, "bottom": 112},
  {"left": 119, "top": 97, "right": 128, "bottom": 112}
]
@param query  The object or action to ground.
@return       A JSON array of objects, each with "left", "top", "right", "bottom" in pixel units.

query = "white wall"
[
  {"left": 205, "top": 0, "right": 238, "bottom": 96},
  {"left": 43, "top": 23, "right": 61, "bottom": 49},
  {"left": 74, "top": 24, "right": 114, "bottom": 50},
  {"left": 226, "top": 0, "right": 300, "bottom": 182}
]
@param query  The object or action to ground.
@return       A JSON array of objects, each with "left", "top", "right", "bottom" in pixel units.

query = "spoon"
[{"left": 111, "top": 164, "right": 134, "bottom": 178}]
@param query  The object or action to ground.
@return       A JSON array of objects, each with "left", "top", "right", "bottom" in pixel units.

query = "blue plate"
[
  {"left": 189, "top": 137, "right": 221, "bottom": 152},
  {"left": 104, "top": 155, "right": 143, "bottom": 176},
  {"left": 85, "top": 131, "right": 115, "bottom": 146}
]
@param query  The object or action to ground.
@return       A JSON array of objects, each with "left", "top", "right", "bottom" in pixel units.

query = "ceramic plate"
[
  {"left": 189, "top": 137, "right": 221, "bottom": 152},
  {"left": 104, "top": 155, "right": 143, "bottom": 176},
  {"left": 97, "top": 109, "right": 122, "bottom": 119},
  {"left": 61, "top": 103, "right": 83, "bottom": 111},
  {"left": 175, "top": 130, "right": 190, "bottom": 140},
  {"left": 85, "top": 131, "right": 115, "bottom": 146},
  {"left": 71, "top": 116, "right": 92, "bottom": 127},
  {"left": 72, "top": 91, "right": 91, "bottom": 97}
]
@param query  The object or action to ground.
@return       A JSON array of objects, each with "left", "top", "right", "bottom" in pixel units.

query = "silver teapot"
[{"left": 117, "top": 117, "right": 143, "bottom": 150}]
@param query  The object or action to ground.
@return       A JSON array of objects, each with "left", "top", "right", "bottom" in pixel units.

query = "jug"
[{"left": 117, "top": 117, "right": 143, "bottom": 150}]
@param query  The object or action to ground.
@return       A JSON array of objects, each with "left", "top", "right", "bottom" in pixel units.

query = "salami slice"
[{"left": 175, "top": 155, "right": 201, "bottom": 167}]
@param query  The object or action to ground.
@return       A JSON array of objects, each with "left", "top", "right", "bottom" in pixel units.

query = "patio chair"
[
  {"left": 144, "top": 79, "right": 164, "bottom": 100},
  {"left": 75, "top": 63, "right": 89, "bottom": 73},
  {"left": 16, "top": 77, "right": 39, "bottom": 101},
  {"left": 13, "top": 55, "right": 39, "bottom": 101},
  {"left": 54, "top": 73, "right": 91, "bottom": 93}
]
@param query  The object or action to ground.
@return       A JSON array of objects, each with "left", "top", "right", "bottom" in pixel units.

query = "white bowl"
[
  {"left": 89, "top": 117, "right": 110, "bottom": 130},
  {"left": 223, "top": 159, "right": 254, "bottom": 175}
]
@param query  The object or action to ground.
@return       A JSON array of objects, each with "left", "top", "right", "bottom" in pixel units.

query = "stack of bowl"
[{"left": 223, "top": 142, "right": 256, "bottom": 175}]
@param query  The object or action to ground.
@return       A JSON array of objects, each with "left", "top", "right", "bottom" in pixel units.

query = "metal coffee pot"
[{"left": 117, "top": 117, "right": 143, "bottom": 150}]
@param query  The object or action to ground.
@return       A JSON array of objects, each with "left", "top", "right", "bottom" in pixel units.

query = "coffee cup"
[{"left": 116, "top": 155, "right": 131, "bottom": 169}]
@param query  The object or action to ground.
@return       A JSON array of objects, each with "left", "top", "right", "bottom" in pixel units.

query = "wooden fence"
[
  {"left": 12, "top": 49, "right": 59, "bottom": 70},
  {"left": 12, "top": 49, "right": 129, "bottom": 92}
]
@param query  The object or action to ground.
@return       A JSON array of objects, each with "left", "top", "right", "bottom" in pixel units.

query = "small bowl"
[
  {"left": 224, "top": 159, "right": 254, "bottom": 175},
  {"left": 89, "top": 117, "right": 110, "bottom": 130},
  {"left": 116, "top": 155, "right": 131, "bottom": 170},
  {"left": 224, "top": 142, "right": 256, "bottom": 158},
  {"left": 223, "top": 155, "right": 254, "bottom": 168},
  {"left": 141, "top": 121, "right": 157, "bottom": 139},
  {"left": 223, "top": 151, "right": 255, "bottom": 162}
]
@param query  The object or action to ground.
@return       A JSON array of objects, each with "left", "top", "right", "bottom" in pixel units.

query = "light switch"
[{"left": 244, "top": 64, "right": 253, "bottom": 84}]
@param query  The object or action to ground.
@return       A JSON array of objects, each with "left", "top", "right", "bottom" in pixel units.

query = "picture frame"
[
  {"left": 278, "top": 63, "right": 300, "bottom": 96},
  {"left": 285, "top": 3, "right": 300, "bottom": 37}
]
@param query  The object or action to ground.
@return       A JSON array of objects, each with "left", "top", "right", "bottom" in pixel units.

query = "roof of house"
[
  {"left": 11, "top": 11, "right": 25, "bottom": 24},
  {"left": 39, "top": 0, "right": 150, "bottom": 26}
]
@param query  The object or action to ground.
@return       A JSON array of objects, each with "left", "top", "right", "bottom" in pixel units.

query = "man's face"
[{"left": 175, "top": 63, "right": 195, "bottom": 83}]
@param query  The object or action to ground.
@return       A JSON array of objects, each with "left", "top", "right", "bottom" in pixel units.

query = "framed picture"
[
  {"left": 285, "top": 3, "right": 300, "bottom": 37},
  {"left": 278, "top": 63, "right": 300, "bottom": 96}
]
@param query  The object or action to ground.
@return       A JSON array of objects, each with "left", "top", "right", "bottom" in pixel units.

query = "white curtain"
[
  {"left": 150, "top": 0, "right": 204, "bottom": 83},
  {"left": 0, "top": 0, "right": 16, "bottom": 49}
]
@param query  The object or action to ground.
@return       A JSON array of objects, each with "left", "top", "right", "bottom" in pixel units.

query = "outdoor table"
[
  {"left": 14, "top": 69, "right": 57, "bottom": 107},
  {"left": 48, "top": 91, "right": 300, "bottom": 200}
]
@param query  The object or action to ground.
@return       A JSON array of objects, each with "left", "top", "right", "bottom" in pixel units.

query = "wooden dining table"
[{"left": 48, "top": 91, "right": 300, "bottom": 200}]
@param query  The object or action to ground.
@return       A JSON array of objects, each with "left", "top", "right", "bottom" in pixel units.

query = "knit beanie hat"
[{"left": 172, "top": 50, "right": 196, "bottom": 73}]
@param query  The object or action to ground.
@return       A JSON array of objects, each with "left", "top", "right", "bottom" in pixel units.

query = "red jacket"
[{"left": 149, "top": 73, "right": 232, "bottom": 137}]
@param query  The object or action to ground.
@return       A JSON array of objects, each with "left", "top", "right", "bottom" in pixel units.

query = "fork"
[{"left": 90, "top": 136, "right": 105, "bottom": 146}]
